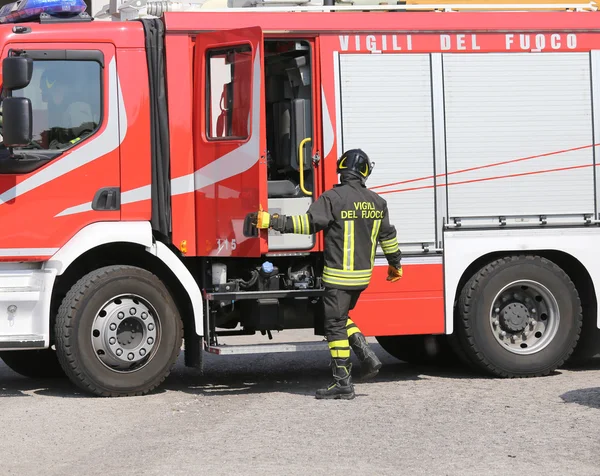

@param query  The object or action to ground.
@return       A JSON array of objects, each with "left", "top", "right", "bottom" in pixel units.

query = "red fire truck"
[{"left": 0, "top": 0, "right": 598, "bottom": 396}]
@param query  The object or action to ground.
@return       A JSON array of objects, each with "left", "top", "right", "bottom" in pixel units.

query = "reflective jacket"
[{"left": 281, "top": 176, "right": 401, "bottom": 290}]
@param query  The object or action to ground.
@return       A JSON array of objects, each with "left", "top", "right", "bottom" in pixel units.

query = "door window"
[
  {"left": 12, "top": 58, "right": 102, "bottom": 149},
  {"left": 206, "top": 45, "right": 252, "bottom": 140}
]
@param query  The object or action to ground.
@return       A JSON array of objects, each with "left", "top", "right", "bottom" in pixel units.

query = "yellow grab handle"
[{"left": 299, "top": 137, "right": 312, "bottom": 196}]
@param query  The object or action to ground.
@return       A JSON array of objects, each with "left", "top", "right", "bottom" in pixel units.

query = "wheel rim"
[
  {"left": 489, "top": 279, "right": 560, "bottom": 356},
  {"left": 91, "top": 294, "right": 161, "bottom": 373}
]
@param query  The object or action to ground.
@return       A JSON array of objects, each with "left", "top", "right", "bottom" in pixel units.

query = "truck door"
[
  {"left": 194, "top": 27, "right": 268, "bottom": 258},
  {"left": 0, "top": 42, "right": 120, "bottom": 260}
]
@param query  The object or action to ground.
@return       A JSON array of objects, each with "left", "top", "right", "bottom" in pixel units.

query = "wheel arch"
[
  {"left": 443, "top": 229, "right": 600, "bottom": 337},
  {"left": 45, "top": 222, "right": 204, "bottom": 365},
  {"left": 450, "top": 249, "right": 597, "bottom": 359}
]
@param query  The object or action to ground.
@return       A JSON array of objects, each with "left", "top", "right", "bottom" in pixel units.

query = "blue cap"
[{"left": 262, "top": 261, "right": 274, "bottom": 273}]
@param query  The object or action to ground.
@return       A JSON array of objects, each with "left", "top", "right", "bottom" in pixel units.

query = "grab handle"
[{"left": 298, "top": 137, "right": 312, "bottom": 196}]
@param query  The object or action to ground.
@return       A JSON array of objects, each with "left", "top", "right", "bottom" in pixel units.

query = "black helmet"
[
  {"left": 40, "top": 63, "right": 69, "bottom": 102},
  {"left": 336, "top": 149, "right": 374, "bottom": 182}
]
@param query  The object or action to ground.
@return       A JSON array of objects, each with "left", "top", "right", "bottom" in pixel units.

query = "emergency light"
[{"left": 0, "top": 0, "right": 86, "bottom": 23}]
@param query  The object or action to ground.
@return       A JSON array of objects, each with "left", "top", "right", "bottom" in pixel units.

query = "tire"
[
  {"left": 454, "top": 255, "right": 582, "bottom": 377},
  {"left": 564, "top": 316, "right": 600, "bottom": 367},
  {"left": 0, "top": 349, "right": 65, "bottom": 379},
  {"left": 375, "top": 334, "right": 461, "bottom": 366},
  {"left": 55, "top": 265, "right": 183, "bottom": 397}
]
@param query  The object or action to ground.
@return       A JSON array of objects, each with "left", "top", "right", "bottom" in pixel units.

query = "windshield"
[{"left": 11, "top": 59, "right": 101, "bottom": 150}]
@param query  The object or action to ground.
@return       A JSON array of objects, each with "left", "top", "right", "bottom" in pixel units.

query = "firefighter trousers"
[{"left": 322, "top": 287, "right": 363, "bottom": 359}]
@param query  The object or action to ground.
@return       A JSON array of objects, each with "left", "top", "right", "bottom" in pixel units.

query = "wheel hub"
[
  {"left": 500, "top": 302, "right": 530, "bottom": 332},
  {"left": 489, "top": 279, "right": 559, "bottom": 356},
  {"left": 91, "top": 295, "right": 160, "bottom": 372}
]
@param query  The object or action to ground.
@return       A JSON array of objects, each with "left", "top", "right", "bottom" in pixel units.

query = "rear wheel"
[
  {"left": 454, "top": 255, "right": 582, "bottom": 377},
  {"left": 55, "top": 265, "right": 183, "bottom": 397},
  {"left": 0, "top": 349, "right": 65, "bottom": 379}
]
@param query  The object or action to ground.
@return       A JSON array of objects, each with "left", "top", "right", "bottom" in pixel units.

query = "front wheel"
[
  {"left": 55, "top": 265, "right": 183, "bottom": 397},
  {"left": 454, "top": 255, "right": 582, "bottom": 377}
]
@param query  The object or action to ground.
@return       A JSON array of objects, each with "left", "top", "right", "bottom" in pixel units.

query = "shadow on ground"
[
  {"left": 560, "top": 387, "right": 600, "bottom": 409},
  {"left": 0, "top": 345, "right": 424, "bottom": 399},
  {"left": 0, "top": 346, "right": 598, "bottom": 400}
]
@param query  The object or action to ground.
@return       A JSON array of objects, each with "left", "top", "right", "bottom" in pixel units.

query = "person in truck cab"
[
  {"left": 253, "top": 149, "right": 403, "bottom": 400},
  {"left": 40, "top": 63, "right": 95, "bottom": 148}
]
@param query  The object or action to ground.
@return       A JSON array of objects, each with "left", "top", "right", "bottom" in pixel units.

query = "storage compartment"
[
  {"left": 338, "top": 54, "right": 436, "bottom": 248},
  {"left": 443, "top": 52, "right": 594, "bottom": 219}
]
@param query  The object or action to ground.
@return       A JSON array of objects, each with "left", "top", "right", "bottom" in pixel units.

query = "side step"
[
  {"left": 206, "top": 341, "right": 329, "bottom": 355},
  {"left": 0, "top": 335, "right": 45, "bottom": 350}
]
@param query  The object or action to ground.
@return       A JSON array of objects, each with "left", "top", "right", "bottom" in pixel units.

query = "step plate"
[{"left": 207, "top": 341, "right": 329, "bottom": 355}]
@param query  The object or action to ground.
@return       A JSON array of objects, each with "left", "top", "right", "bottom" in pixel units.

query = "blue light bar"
[{"left": 0, "top": 0, "right": 86, "bottom": 24}]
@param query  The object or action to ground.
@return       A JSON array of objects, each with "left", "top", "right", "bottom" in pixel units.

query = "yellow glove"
[
  {"left": 256, "top": 206, "right": 271, "bottom": 229},
  {"left": 386, "top": 264, "right": 403, "bottom": 282}
]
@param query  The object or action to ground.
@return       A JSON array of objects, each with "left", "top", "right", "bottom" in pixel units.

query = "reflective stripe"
[
  {"left": 343, "top": 220, "right": 355, "bottom": 271},
  {"left": 302, "top": 214, "right": 310, "bottom": 234},
  {"left": 382, "top": 245, "right": 400, "bottom": 254},
  {"left": 323, "top": 267, "right": 372, "bottom": 286},
  {"left": 329, "top": 339, "right": 349, "bottom": 347},
  {"left": 381, "top": 236, "right": 399, "bottom": 254},
  {"left": 324, "top": 265, "right": 372, "bottom": 286},
  {"left": 292, "top": 214, "right": 311, "bottom": 235},
  {"left": 383, "top": 246, "right": 400, "bottom": 254},
  {"left": 328, "top": 339, "right": 351, "bottom": 358},
  {"left": 370, "top": 219, "right": 382, "bottom": 266},
  {"left": 331, "top": 349, "right": 351, "bottom": 358},
  {"left": 350, "top": 220, "right": 355, "bottom": 270},
  {"left": 346, "top": 318, "right": 361, "bottom": 337},
  {"left": 324, "top": 266, "right": 371, "bottom": 278},
  {"left": 322, "top": 274, "right": 371, "bottom": 287}
]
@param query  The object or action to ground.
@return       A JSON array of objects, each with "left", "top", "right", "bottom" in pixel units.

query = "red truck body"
[{"left": 0, "top": 6, "right": 599, "bottom": 395}]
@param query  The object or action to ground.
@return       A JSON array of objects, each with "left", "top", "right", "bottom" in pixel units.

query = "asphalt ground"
[{"left": 1, "top": 331, "right": 599, "bottom": 476}]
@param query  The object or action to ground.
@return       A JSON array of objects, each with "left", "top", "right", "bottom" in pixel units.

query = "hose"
[{"left": 238, "top": 270, "right": 259, "bottom": 290}]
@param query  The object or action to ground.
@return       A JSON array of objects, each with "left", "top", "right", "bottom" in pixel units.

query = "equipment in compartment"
[
  {"left": 207, "top": 259, "right": 322, "bottom": 334},
  {"left": 265, "top": 40, "right": 313, "bottom": 198},
  {"left": 263, "top": 40, "right": 317, "bottom": 251}
]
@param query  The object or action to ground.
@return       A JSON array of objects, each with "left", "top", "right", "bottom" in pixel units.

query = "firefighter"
[{"left": 252, "top": 149, "right": 403, "bottom": 400}]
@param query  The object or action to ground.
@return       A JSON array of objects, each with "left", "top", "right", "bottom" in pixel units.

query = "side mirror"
[
  {"left": 2, "top": 97, "right": 32, "bottom": 147},
  {"left": 2, "top": 56, "right": 33, "bottom": 91}
]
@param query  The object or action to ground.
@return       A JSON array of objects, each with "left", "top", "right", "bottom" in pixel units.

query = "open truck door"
[{"left": 194, "top": 27, "right": 268, "bottom": 258}]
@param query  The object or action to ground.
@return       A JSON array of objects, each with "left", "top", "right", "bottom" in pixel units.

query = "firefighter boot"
[
  {"left": 349, "top": 332, "right": 382, "bottom": 380},
  {"left": 315, "top": 358, "right": 355, "bottom": 400}
]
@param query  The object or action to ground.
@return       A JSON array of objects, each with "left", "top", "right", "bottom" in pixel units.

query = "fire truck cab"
[{"left": 0, "top": 0, "right": 599, "bottom": 396}]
